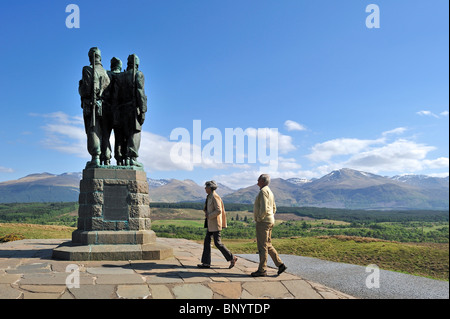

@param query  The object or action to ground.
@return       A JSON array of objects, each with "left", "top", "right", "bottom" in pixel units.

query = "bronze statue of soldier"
[
  {"left": 113, "top": 54, "right": 147, "bottom": 167},
  {"left": 103, "top": 57, "right": 123, "bottom": 166},
  {"left": 78, "top": 47, "right": 111, "bottom": 168}
]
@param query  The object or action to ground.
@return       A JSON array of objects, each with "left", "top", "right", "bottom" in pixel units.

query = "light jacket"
[
  {"left": 253, "top": 186, "right": 276, "bottom": 224},
  {"left": 205, "top": 191, "right": 227, "bottom": 232}
]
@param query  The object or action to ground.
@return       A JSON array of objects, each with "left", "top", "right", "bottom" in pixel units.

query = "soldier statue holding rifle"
[{"left": 78, "top": 47, "right": 111, "bottom": 168}]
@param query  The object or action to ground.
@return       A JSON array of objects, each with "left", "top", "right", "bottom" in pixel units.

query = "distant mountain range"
[
  {"left": 0, "top": 168, "right": 448, "bottom": 210},
  {"left": 0, "top": 172, "right": 81, "bottom": 203},
  {"left": 222, "top": 169, "right": 449, "bottom": 210}
]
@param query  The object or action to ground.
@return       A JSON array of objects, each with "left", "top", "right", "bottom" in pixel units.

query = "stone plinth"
[{"left": 52, "top": 167, "right": 173, "bottom": 261}]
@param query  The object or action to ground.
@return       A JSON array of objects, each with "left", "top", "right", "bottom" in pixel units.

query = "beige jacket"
[
  {"left": 205, "top": 191, "right": 227, "bottom": 232},
  {"left": 253, "top": 186, "right": 276, "bottom": 223}
]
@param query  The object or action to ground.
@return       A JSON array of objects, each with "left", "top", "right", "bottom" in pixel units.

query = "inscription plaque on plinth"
[
  {"left": 52, "top": 167, "right": 173, "bottom": 261},
  {"left": 103, "top": 185, "right": 128, "bottom": 221}
]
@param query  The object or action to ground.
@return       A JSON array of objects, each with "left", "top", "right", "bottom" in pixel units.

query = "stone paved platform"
[{"left": 0, "top": 238, "right": 355, "bottom": 299}]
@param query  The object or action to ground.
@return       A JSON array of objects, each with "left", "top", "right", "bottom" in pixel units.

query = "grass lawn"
[
  {"left": 152, "top": 219, "right": 205, "bottom": 227},
  {"left": 0, "top": 223, "right": 74, "bottom": 241}
]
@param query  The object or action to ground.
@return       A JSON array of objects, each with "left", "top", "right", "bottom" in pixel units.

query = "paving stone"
[
  {"left": 69, "top": 285, "right": 116, "bottom": 299},
  {"left": 19, "top": 285, "right": 67, "bottom": 294},
  {"left": 209, "top": 275, "right": 230, "bottom": 282},
  {"left": 146, "top": 274, "right": 184, "bottom": 284},
  {"left": 242, "top": 281, "right": 293, "bottom": 299},
  {"left": 6, "top": 262, "right": 51, "bottom": 274},
  {"left": 208, "top": 282, "right": 242, "bottom": 299},
  {"left": 80, "top": 260, "right": 131, "bottom": 268},
  {"left": 49, "top": 261, "right": 85, "bottom": 273},
  {"left": 19, "top": 272, "right": 94, "bottom": 285},
  {"left": 149, "top": 284, "right": 174, "bottom": 299},
  {"left": 60, "top": 290, "right": 76, "bottom": 299},
  {"left": 240, "top": 289, "right": 256, "bottom": 299},
  {"left": 306, "top": 281, "right": 355, "bottom": 299},
  {"left": 86, "top": 267, "right": 135, "bottom": 275},
  {"left": 0, "top": 259, "right": 21, "bottom": 270},
  {"left": 116, "top": 284, "right": 151, "bottom": 299},
  {"left": 172, "top": 284, "right": 213, "bottom": 299},
  {"left": 0, "top": 273, "right": 22, "bottom": 284},
  {"left": 218, "top": 268, "right": 257, "bottom": 282},
  {"left": 95, "top": 274, "right": 145, "bottom": 284},
  {"left": 318, "top": 291, "right": 341, "bottom": 299},
  {"left": 22, "top": 292, "right": 62, "bottom": 299},
  {"left": 281, "top": 280, "right": 322, "bottom": 299},
  {"left": 129, "top": 257, "right": 181, "bottom": 270},
  {"left": 0, "top": 284, "right": 22, "bottom": 299}
]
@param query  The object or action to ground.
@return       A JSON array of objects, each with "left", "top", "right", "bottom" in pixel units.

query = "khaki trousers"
[{"left": 256, "top": 222, "right": 282, "bottom": 272}]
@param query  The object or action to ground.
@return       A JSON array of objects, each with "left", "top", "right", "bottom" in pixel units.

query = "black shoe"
[
  {"left": 197, "top": 263, "right": 210, "bottom": 269},
  {"left": 277, "top": 264, "right": 287, "bottom": 275},
  {"left": 251, "top": 270, "right": 267, "bottom": 277},
  {"left": 229, "top": 256, "right": 238, "bottom": 269}
]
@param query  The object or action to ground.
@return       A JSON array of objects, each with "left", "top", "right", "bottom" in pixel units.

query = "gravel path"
[{"left": 238, "top": 254, "right": 449, "bottom": 299}]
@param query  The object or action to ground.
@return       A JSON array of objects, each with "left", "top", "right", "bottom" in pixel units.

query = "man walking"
[{"left": 251, "top": 174, "right": 287, "bottom": 277}]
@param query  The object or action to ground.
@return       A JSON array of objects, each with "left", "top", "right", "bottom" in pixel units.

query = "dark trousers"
[{"left": 201, "top": 231, "right": 233, "bottom": 265}]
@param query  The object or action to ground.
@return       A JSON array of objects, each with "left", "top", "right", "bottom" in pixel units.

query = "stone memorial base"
[{"left": 52, "top": 167, "right": 173, "bottom": 261}]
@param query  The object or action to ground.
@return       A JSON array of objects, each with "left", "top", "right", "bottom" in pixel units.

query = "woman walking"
[{"left": 197, "top": 180, "right": 238, "bottom": 269}]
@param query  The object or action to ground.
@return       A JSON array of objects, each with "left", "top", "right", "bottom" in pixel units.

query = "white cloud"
[
  {"left": 423, "top": 157, "right": 449, "bottom": 169},
  {"left": 213, "top": 170, "right": 261, "bottom": 189},
  {"left": 34, "top": 113, "right": 87, "bottom": 158},
  {"left": 307, "top": 138, "right": 384, "bottom": 162},
  {"left": 0, "top": 166, "right": 14, "bottom": 173},
  {"left": 305, "top": 128, "right": 447, "bottom": 177},
  {"left": 246, "top": 127, "right": 296, "bottom": 154},
  {"left": 428, "top": 172, "right": 450, "bottom": 178},
  {"left": 345, "top": 139, "right": 437, "bottom": 173},
  {"left": 417, "top": 110, "right": 438, "bottom": 118},
  {"left": 30, "top": 112, "right": 84, "bottom": 125},
  {"left": 278, "top": 157, "right": 302, "bottom": 170},
  {"left": 284, "top": 120, "right": 306, "bottom": 132},
  {"left": 382, "top": 127, "right": 407, "bottom": 136},
  {"left": 140, "top": 131, "right": 228, "bottom": 172},
  {"left": 416, "top": 110, "right": 449, "bottom": 118}
]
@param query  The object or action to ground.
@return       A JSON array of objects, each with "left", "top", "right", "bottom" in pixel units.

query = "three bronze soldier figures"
[{"left": 79, "top": 47, "right": 147, "bottom": 168}]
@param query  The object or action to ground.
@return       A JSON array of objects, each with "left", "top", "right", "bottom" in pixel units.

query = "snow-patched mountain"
[
  {"left": 147, "top": 178, "right": 170, "bottom": 189},
  {"left": 286, "top": 178, "right": 311, "bottom": 186},
  {"left": 391, "top": 174, "right": 449, "bottom": 189},
  {"left": 223, "top": 168, "right": 449, "bottom": 210}
]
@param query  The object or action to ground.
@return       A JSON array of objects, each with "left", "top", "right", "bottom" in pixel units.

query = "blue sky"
[{"left": 0, "top": 0, "right": 448, "bottom": 189}]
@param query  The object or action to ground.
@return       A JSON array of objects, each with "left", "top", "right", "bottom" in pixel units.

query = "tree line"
[
  {"left": 151, "top": 202, "right": 448, "bottom": 223},
  {"left": 152, "top": 219, "right": 449, "bottom": 243}
]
